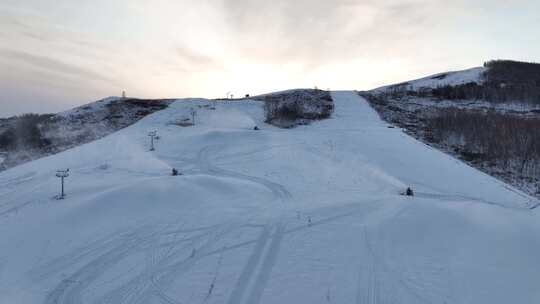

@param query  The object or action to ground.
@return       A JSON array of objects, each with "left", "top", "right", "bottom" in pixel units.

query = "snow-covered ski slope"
[
  {"left": 1, "top": 91, "right": 540, "bottom": 303},
  {"left": 373, "top": 67, "right": 486, "bottom": 92}
]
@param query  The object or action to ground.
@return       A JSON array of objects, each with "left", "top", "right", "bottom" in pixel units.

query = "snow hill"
[
  {"left": 373, "top": 67, "right": 486, "bottom": 93},
  {"left": 0, "top": 96, "right": 173, "bottom": 172},
  {"left": 1, "top": 92, "right": 540, "bottom": 303}
]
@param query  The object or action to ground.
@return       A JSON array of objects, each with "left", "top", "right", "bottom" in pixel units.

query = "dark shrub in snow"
[
  {"left": 0, "top": 113, "right": 52, "bottom": 150},
  {"left": 256, "top": 89, "right": 334, "bottom": 128},
  {"left": 406, "top": 187, "right": 414, "bottom": 196}
]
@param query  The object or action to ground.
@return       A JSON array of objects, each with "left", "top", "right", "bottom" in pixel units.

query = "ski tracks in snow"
[
  {"left": 355, "top": 227, "right": 380, "bottom": 304},
  {"left": 36, "top": 223, "right": 231, "bottom": 304},
  {"left": 355, "top": 223, "right": 454, "bottom": 304},
  {"left": 227, "top": 222, "right": 285, "bottom": 304},
  {"left": 97, "top": 223, "right": 233, "bottom": 304},
  {"left": 195, "top": 145, "right": 291, "bottom": 202},
  {"left": 41, "top": 228, "right": 159, "bottom": 304}
]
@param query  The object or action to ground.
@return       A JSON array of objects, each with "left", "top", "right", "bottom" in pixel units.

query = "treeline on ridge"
[{"left": 395, "top": 60, "right": 540, "bottom": 104}]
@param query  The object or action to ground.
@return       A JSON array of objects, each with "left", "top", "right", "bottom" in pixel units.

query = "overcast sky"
[{"left": 1, "top": 0, "right": 539, "bottom": 117}]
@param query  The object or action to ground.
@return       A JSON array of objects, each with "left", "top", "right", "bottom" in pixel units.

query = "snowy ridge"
[
  {"left": 252, "top": 88, "right": 318, "bottom": 98},
  {"left": 56, "top": 96, "right": 122, "bottom": 118},
  {"left": 373, "top": 67, "right": 486, "bottom": 92},
  {"left": 1, "top": 92, "right": 540, "bottom": 303},
  {"left": 0, "top": 96, "right": 171, "bottom": 171}
]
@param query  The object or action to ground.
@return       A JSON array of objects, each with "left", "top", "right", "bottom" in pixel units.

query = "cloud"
[
  {"left": 0, "top": 49, "right": 113, "bottom": 83},
  {"left": 217, "top": 0, "right": 449, "bottom": 69},
  {"left": 174, "top": 46, "right": 224, "bottom": 72},
  {"left": 1, "top": 0, "right": 540, "bottom": 116}
]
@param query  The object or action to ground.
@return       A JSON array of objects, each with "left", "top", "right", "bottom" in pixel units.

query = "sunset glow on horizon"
[{"left": 1, "top": 0, "right": 539, "bottom": 116}]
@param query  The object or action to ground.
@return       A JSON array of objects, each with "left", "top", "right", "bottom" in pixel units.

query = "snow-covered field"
[{"left": 1, "top": 92, "right": 540, "bottom": 303}]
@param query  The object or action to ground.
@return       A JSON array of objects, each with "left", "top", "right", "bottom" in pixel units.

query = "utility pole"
[
  {"left": 56, "top": 169, "right": 70, "bottom": 199},
  {"left": 148, "top": 131, "right": 157, "bottom": 151}
]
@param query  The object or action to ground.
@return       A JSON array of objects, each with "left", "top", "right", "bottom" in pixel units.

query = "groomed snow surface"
[{"left": 1, "top": 92, "right": 540, "bottom": 303}]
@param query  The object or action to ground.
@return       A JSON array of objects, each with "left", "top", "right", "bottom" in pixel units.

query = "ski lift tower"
[
  {"left": 55, "top": 169, "right": 70, "bottom": 199},
  {"left": 190, "top": 108, "right": 197, "bottom": 125},
  {"left": 148, "top": 131, "right": 157, "bottom": 151}
]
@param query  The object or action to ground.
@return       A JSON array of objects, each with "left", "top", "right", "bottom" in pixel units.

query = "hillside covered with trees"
[{"left": 362, "top": 60, "right": 540, "bottom": 198}]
